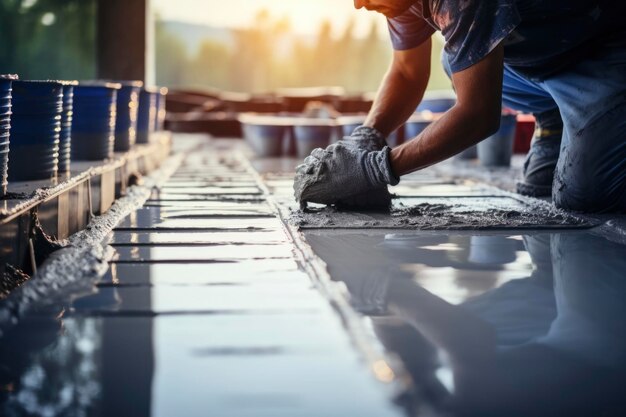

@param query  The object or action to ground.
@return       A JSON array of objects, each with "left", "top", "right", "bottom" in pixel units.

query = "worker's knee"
[{"left": 553, "top": 180, "right": 626, "bottom": 213}]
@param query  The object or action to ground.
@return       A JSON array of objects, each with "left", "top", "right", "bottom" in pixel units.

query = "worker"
[{"left": 294, "top": 0, "right": 626, "bottom": 213}]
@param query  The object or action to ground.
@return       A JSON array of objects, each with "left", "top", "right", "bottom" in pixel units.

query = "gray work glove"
[
  {"left": 341, "top": 125, "right": 388, "bottom": 152},
  {"left": 294, "top": 142, "right": 399, "bottom": 206},
  {"left": 337, "top": 126, "right": 394, "bottom": 209}
]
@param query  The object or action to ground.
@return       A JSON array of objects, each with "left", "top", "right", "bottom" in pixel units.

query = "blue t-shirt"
[{"left": 387, "top": 0, "right": 624, "bottom": 79}]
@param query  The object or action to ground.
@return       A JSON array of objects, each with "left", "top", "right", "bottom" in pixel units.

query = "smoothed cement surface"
[
  {"left": 3, "top": 137, "right": 625, "bottom": 417},
  {"left": 0, "top": 137, "right": 402, "bottom": 417},
  {"left": 289, "top": 195, "right": 592, "bottom": 230}
]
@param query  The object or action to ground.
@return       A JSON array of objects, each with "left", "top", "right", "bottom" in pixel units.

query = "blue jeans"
[{"left": 443, "top": 37, "right": 626, "bottom": 212}]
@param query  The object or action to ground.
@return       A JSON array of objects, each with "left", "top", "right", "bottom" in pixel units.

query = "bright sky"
[{"left": 153, "top": 0, "right": 388, "bottom": 38}]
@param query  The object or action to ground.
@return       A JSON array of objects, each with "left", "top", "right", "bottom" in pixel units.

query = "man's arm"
[
  {"left": 390, "top": 42, "right": 504, "bottom": 175},
  {"left": 364, "top": 38, "right": 432, "bottom": 137}
]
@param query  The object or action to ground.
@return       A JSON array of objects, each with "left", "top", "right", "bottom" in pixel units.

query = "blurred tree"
[
  {"left": 357, "top": 19, "right": 390, "bottom": 92},
  {"left": 153, "top": 9, "right": 451, "bottom": 95},
  {"left": 187, "top": 40, "right": 231, "bottom": 88},
  {"left": 311, "top": 20, "right": 334, "bottom": 86},
  {"left": 336, "top": 19, "right": 359, "bottom": 90},
  {"left": 0, "top": 0, "right": 96, "bottom": 79},
  {"left": 155, "top": 20, "right": 189, "bottom": 86}
]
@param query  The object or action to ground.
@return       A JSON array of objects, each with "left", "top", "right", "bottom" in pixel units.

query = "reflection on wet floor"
[
  {"left": 115, "top": 216, "right": 281, "bottom": 231},
  {"left": 0, "top": 142, "right": 400, "bottom": 417},
  {"left": 2, "top": 139, "right": 625, "bottom": 417},
  {"left": 112, "top": 245, "right": 293, "bottom": 262},
  {"left": 108, "top": 231, "right": 287, "bottom": 245},
  {"left": 98, "top": 262, "right": 309, "bottom": 286},
  {"left": 305, "top": 229, "right": 626, "bottom": 416}
]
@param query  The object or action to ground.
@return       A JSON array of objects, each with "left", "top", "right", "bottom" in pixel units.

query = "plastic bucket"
[
  {"left": 477, "top": 113, "right": 518, "bottom": 167},
  {"left": 0, "top": 75, "right": 17, "bottom": 192},
  {"left": 417, "top": 91, "right": 456, "bottom": 113},
  {"left": 242, "top": 123, "right": 285, "bottom": 157},
  {"left": 0, "top": 132, "right": 10, "bottom": 192},
  {"left": 9, "top": 80, "right": 63, "bottom": 181},
  {"left": 405, "top": 119, "right": 431, "bottom": 139},
  {"left": 293, "top": 123, "right": 333, "bottom": 159},
  {"left": 336, "top": 115, "right": 401, "bottom": 148},
  {"left": 114, "top": 82, "right": 141, "bottom": 152},
  {"left": 136, "top": 88, "right": 157, "bottom": 144},
  {"left": 72, "top": 83, "right": 119, "bottom": 160},
  {"left": 455, "top": 145, "right": 478, "bottom": 160},
  {"left": 59, "top": 83, "right": 76, "bottom": 174}
]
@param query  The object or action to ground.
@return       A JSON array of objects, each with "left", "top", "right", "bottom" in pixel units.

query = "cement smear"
[{"left": 289, "top": 199, "right": 592, "bottom": 230}]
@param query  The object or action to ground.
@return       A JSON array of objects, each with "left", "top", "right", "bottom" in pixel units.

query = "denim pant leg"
[
  {"left": 501, "top": 64, "right": 559, "bottom": 116},
  {"left": 542, "top": 39, "right": 626, "bottom": 212}
]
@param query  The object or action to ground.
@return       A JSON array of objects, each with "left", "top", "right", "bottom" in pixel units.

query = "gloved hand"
[
  {"left": 341, "top": 125, "right": 388, "bottom": 152},
  {"left": 294, "top": 141, "right": 399, "bottom": 206},
  {"left": 337, "top": 126, "right": 394, "bottom": 209}
]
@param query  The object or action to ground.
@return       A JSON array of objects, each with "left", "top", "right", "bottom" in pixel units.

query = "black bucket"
[
  {"left": 136, "top": 87, "right": 157, "bottom": 144},
  {"left": 114, "top": 81, "right": 142, "bottom": 152},
  {"left": 72, "top": 83, "right": 120, "bottom": 160},
  {"left": 9, "top": 80, "right": 63, "bottom": 181}
]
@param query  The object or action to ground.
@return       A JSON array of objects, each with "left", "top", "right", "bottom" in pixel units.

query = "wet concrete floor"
[
  {"left": 0, "top": 139, "right": 400, "bottom": 417},
  {"left": 1, "top": 137, "right": 625, "bottom": 416}
]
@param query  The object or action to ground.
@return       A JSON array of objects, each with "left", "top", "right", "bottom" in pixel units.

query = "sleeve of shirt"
[
  {"left": 440, "top": 0, "right": 520, "bottom": 73},
  {"left": 387, "top": 7, "right": 436, "bottom": 51}
]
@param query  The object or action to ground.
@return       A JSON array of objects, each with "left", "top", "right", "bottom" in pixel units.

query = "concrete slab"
[
  {"left": 68, "top": 285, "right": 333, "bottom": 315},
  {"left": 115, "top": 216, "right": 282, "bottom": 231},
  {"left": 128, "top": 205, "right": 274, "bottom": 219},
  {"left": 111, "top": 244, "right": 294, "bottom": 262},
  {"left": 0, "top": 315, "right": 400, "bottom": 417},
  {"left": 108, "top": 231, "right": 287, "bottom": 245},
  {"left": 98, "top": 261, "right": 308, "bottom": 286},
  {"left": 12, "top": 136, "right": 626, "bottom": 417}
]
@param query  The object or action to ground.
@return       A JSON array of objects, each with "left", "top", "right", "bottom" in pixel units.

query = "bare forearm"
[
  {"left": 390, "top": 43, "right": 505, "bottom": 176},
  {"left": 364, "top": 39, "right": 432, "bottom": 137},
  {"left": 364, "top": 69, "right": 427, "bottom": 137},
  {"left": 390, "top": 104, "right": 500, "bottom": 175}
]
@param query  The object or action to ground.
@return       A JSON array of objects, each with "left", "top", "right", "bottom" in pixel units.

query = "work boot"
[{"left": 516, "top": 110, "right": 563, "bottom": 197}]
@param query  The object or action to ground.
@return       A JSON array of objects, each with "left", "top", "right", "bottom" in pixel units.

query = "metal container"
[
  {"left": 136, "top": 87, "right": 157, "bottom": 144},
  {"left": 477, "top": 113, "right": 518, "bottom": 167},
  {"left": 72, "top": 83, "right": 120, "bottom": 160},
  {"left": 59, "top": 81, "right": 78, "bottom": 175},
  {"left": 238, "top": 114, "right": 287, "bottom": 157},
  {"left": 114, "top": 81, "right": 142, "bottom": 152},
  {"left": 293, "top": 120, "right": 334, "bottom": 159},
  {"left": 9, "top": 80, "right": 63, "bottom": 181},
  {"left": 0, "top": 74, "right": 17, "bottom": 193}
]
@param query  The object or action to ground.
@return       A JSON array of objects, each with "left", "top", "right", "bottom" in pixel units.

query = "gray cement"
[{"left": 289, "top": 197, "right": 593, "bottom": 230}]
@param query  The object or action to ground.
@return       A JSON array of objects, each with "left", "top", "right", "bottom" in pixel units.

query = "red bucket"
[{"left": 514, "top": 113, "right": 535, "bottom": 154}]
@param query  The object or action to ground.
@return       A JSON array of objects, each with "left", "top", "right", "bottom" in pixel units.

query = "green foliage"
[
  {"left": 0, "top": 0, "right": 96, "bottom": 79},
  {"left": 155, "top": 11, "right": 452, "bottom": 94}
]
